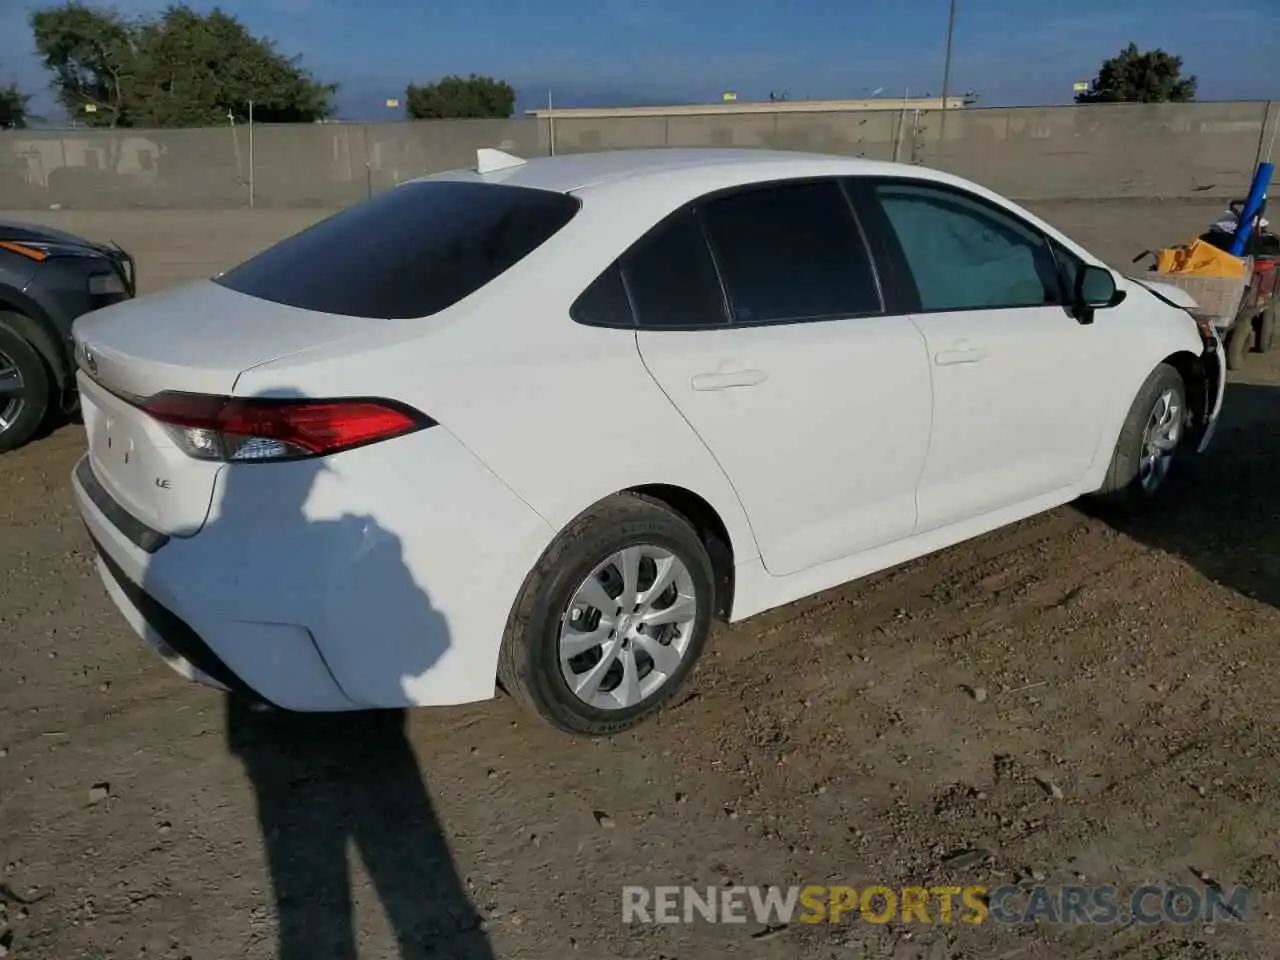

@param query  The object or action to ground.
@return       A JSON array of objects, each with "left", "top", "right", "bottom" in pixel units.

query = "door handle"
[
  {"left": 690, "top": 369, "right": 769, "bottom": 391},
  {"left": 934, "top": 345, "right": 988, "bottom": 366}
]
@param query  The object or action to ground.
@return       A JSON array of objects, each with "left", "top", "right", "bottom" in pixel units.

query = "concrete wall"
[
  {"left": 0, "top": 118, "right": 541, "bottom": 210},
  {"left": 1, "top": 101, "right": 1274, "bottom": 210},
  {"left": 912, "top": 101, "right": 1274, "bottom": 199}
]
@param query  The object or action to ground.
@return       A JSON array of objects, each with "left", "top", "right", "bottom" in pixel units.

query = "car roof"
[
  {"left": 405, "top": 147, "right": 1104, "bottom": 270},
  {"left": 413, "top": 147, "right": 942, "bottom": 196}
]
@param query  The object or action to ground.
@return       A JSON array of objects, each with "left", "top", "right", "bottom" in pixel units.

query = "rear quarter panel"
[
  {"left": 164, "top": 425, "right": 557, "bottom": 707},
  {"left": 233, "top": 198, "right": 763, "bottom": 600}
]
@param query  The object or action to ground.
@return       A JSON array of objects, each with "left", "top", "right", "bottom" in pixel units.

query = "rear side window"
[
  {"left": 621, "top": 210, "right": 727, "bottom": 329},
  {"left": 701, "top": 181, "right": 882, "bottom": 323},
  {"left": 214, "top": 180, "right": 580, "bottom": 319},
  {"left": 571, "top": 264, "right": 633, "bottom": 327}
]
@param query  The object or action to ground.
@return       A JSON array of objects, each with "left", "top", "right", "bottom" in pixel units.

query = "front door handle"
[
  {"left": 934, "top": 345, "right": 988, "bottom": 366},
  {"left": 690, "top": 369, "right": 769, "bottom": 391}
]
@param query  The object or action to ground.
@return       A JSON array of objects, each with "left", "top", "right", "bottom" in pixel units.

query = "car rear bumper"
[
  {"left": 71, "top": 425, "right": 556, "bottom": 712},
  {"left": 74, "top": 455, "right": 359, "bottom": 710}
]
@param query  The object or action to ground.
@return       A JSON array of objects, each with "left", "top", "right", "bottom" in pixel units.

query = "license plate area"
[
  {"left": 83, "top": 380, "right": 153, "bottom": 504},
  {"left": 76, "top": 373, "right": 223, "bottom": 537}
]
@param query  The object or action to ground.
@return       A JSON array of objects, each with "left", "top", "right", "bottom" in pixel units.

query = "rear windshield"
[{"left": 214, "top": 180, "right": 581, "bottom": 319}]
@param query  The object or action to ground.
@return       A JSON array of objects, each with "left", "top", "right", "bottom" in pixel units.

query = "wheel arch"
[
  {"left": 625, "top": 483, "right": 736, "bottom": 621},
  {"left": 1083, "top": 347, "right": 1208, "bottom": 493},
  {"left": 1162, "top": 349, "right": 1210, "bottom": 428},
  {"left": 0, "top": 294, "right": 71, "bottom": 390}
]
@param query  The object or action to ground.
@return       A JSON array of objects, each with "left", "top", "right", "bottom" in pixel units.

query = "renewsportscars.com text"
[{"left": 622, "top": 883, "right": 1248, "bottom": 926}]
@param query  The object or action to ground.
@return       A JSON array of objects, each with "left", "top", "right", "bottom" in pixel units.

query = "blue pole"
[{"left": 1228, "top": 161, "right": 1274, "bottom": 257}]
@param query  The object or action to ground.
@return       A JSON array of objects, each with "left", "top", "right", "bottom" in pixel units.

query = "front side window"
[
  {"left": 701, "top": 180, "right": 882, "bottom": 324},
  {"left": 874, "top": 183, "right": 1062, "bottom": 312},
  {"left": 621, "top": 210, "right": 727, "bottom": 329}
]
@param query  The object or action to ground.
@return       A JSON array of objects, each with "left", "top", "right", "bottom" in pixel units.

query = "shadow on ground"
[
  {"left": 227, "top": 703, "right": 493, "bottom": 960},
  {"left": 1099, "top": 381, "right": 1280, "bottom": 609},
  {"left": 136, "top": 388, "right": 492, "bottom": 959}
]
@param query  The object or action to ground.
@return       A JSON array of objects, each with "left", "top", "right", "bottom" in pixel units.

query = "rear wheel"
[
  {"left": 1092, "top": 363, "right": 1187, "bottom": 508},
  {"left": 0, "top": 319, "right": 50, "bottom": 454},
  {"left": 498, "top": 493, "right": 715, "bottom": 736}
]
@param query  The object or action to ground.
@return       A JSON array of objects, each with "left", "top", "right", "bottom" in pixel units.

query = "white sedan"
[{"left": 70, "top": 148, "right": 1226, "bottom": 735}]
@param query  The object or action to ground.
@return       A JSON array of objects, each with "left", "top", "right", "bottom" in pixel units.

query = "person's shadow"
[
  {"left": 142, "top": 389, "right": 494, "bottom": 959},
  {"left": 226, "top": 704, "right": 492, "bottom": 960}
]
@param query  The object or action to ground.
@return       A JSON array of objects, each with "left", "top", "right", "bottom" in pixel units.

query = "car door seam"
[
  {"left": 905, "top": 314, "right": 935, "bottom": 535},
  {"left": 632, "top": 329, "right": 764, "bottom": 563}
]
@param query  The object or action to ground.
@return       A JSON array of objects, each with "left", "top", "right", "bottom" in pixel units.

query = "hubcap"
[
  {"left": 0, "top": 348, "right": 25, "bottom": 434},
  {"left": 1139, "top": 388, "right": 1182, "bottom": 493},
  {"left": 558, "top": 544, "right": 699, "bottom": 711}
]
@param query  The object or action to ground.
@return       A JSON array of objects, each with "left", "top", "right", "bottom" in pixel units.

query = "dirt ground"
[{"left": 1, "top": 199, "right": 1278, "bottom": 960}]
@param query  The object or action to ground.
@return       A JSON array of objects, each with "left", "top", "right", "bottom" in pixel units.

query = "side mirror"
[{"left": 1073, "top": 265, "right": 1125, "bottom": 323}]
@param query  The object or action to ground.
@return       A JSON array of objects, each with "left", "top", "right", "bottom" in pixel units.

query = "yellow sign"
[
  {"left": 84, "top": 103, "right": 97, "bottom": 113},
  {"left": 385, "top": 98, "right": 400, "bottom": 109},
  {"left": 722, "top": 91, "right": 737, "bottom": 102},
  {"left": 1072, "top": 81, "right": 1090, "bottom": 92}
]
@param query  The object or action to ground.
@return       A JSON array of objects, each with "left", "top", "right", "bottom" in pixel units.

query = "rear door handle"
[
  {"left": 691, "top": 369, "right": 769, "bottom": 391},
  {"left": 934, "top": 345, "right": 988, "bottom": 366}
]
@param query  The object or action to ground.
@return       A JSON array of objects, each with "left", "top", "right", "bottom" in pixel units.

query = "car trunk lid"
[{"left": 73, "top": 280, "right": 371, "bottom": 537}]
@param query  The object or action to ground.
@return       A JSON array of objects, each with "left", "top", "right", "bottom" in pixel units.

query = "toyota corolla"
[{"left": 70, "top": 148, "right": 1226, "bottom": 735}]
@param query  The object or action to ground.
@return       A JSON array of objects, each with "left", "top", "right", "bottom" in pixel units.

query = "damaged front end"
[
  {"left": 1125, "top": 274, "right": 1228, "bottom": 453},
  {"left": 1187, "top": 315, "right": 1228, "bottom": 453}
]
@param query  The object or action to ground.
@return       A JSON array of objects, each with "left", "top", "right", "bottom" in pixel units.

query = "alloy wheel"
[
  {"left": 558, "top": 544, "right": 699, "bottom": 711},
  {"left": 0, "top": 348, "right": 26, "bottom": 434},
  {"left": 1138, "top": 387, "right": 1182, "bottom": 494}
]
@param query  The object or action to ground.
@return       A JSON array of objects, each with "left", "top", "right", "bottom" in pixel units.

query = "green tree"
[
  {"left": 1075, "top": 43, "right": 1197, "bottom": 104},
  {"left": 30, "top": 2, "right": 134, "bottom": 126},
  {"left": 30, "top": 2, "right": 336, "bottom": 128},
  {"left": 405, "top": 74, "right": 515, "bottom": 119},
  {"left": 0, "top": 80, "right": 30, "bottom": 129}
]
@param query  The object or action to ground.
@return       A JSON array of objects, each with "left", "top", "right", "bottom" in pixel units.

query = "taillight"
[{"left": 139, "top": 392, "right": 434, "bottom": 462}]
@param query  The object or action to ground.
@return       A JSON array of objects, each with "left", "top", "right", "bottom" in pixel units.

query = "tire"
[
  {"left": 1225, "top": 316, "right": 1252, "bottom": 370},
  {"left": 0, "top": 318, "right": 51, "bottom": 454},
  {"left": 1258, "top": 302, "right": 1276, "bottom": 354},
  {"left": 498, "top": 493, "right": 716, "bottom": 736},
  {"left": 1092, "top": 363, "right": 1187, "bottom": 509}
]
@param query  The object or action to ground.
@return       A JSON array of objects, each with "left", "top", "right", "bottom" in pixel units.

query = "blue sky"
[{"left": 3, "top": 0, "right": 1277, "bottom": 121}]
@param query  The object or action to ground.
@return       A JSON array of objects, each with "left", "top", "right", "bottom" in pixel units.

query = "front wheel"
[
  {"left": 1092, "top": 363, "right": 1187, "bottom": 508},
  {"left": 0, "top": 319, "right": 51, "bottom": 454},
  {"left": 498, "top": 493, "right": 715, "bottom": 736}
]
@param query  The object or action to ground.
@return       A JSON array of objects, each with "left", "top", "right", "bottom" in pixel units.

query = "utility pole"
[
  {"left": 547, "top": 89, "right": 555, "bottom": 156},
  {"left": 247, "top": 99, "right": 255, "bottom": 209},
  {"left": 938, "top": 0, "right": 958, "bottom": 141}
]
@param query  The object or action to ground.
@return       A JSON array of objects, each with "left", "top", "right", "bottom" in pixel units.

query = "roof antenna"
[{"left": 476, "top": 148, "right": 527, "bottom": 174}]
